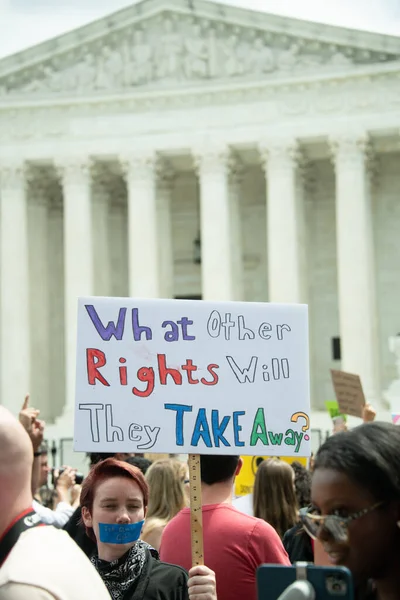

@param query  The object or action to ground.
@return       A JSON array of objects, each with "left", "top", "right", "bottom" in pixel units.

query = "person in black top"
[
  {"left": 282, "top": 461, "right": 314, "bottom": 563},
  {"left": 80, "top": 457, "right": 216, "bottom": 600},
  {"left": 300, "top": 422, "right": 400, "bottom": 600}
]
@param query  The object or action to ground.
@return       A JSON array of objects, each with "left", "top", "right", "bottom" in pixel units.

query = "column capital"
[
  {"left": 329, "top": 133, "right": 369, "bottom": 165},
  {"left": 120, "top": 152, "right": 158, "bottom": 182},
  {"left": 192, "top": 144, "right": 233, "bottom": 178},
  {"left": 0, "top": 161, "right": 26, "bottom": 190},
  {"left": 55, "top": 157, "right": 92, "bottom": 187},
  {"left": 258, "top": 138, "right": 300, "bottom": 172}
]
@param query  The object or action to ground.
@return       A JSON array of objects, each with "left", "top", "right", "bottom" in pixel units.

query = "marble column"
[
  {"left": 194, "top": 146, "right": 235, "bottom": 301},
  {"left": 229, "top": 162, "right": 244, "bottom": 301},
  {"left": 47, "top": 190, "right": 65, "bottom": 422},
  {"left": 57, "top": 158, "right": 93, "bottom": 418},
  {"left": 157, "top": 166, "right": 175, "bottom": 299},
  {"left": 331, "top": 135, "right": 380, "bottom": 404},
  {"left": 260, "top": 139, "right": 305, "bottom": 304},
  {"left": 109, "top": 188, "right": 129, "bottom": 297},
  {"left": 92, "top": 177, "right": 111, "bottom": 297},
  {"left": 27, "top": 171, "right": 50, "bottom": 420},
  {"left": 0, "top": 162, "right": 30, "bottom": 411},
  {"left": 122, "top": 153, "right": 160, "bottom": 298}
]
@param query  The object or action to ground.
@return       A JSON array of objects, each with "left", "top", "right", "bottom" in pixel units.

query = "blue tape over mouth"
[{"left": 99, "top": 520, "right": 145, "bottom": 544}]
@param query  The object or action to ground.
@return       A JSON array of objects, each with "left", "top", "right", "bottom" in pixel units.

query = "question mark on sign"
[{"left": 291, "top": 412, "right": 310, "bottom": 441}]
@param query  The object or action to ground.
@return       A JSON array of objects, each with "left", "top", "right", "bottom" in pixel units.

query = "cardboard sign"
[
  {"left": 330, "top": 370, "right": 365, "bottom": 418},
  {"left": 235, "top": 455, "right": 308, "bottom": 496},
  {"left": 74, "top": 298, "right": 310, "bottom": 455}
]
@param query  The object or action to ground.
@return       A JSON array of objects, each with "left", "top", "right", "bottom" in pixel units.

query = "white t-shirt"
[
  {"left": 232, "top": 493, "right": 254, "bottom": 516},
  {"left": 0, "top": 526, "right": 109, "bottom": 600}
]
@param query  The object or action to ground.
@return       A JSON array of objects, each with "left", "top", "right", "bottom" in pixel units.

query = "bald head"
[{"left": 0, "top": 407, "right": 33, "bottom": 483}]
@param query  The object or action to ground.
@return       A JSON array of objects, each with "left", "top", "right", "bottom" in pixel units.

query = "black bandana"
[{"left": 91, "top": 540, "right": 150, "bottom": 600}]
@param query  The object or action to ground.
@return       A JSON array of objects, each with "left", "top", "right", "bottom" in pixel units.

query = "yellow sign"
[{"left": 235, "top": 455, "right": 308, "bottom": 496}]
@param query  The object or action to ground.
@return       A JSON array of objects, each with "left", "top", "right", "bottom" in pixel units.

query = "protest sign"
[
  {"left": 330, "top": 370, "right": 365, "bottom": 418},
  {"left": 74, "top": 297, "right": 310, "bottom": 456},
  {"left": 235, "top": 455, "right": 308, "bottom": 496}
]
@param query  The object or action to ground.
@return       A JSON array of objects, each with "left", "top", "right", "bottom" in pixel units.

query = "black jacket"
[
  {"left": 64, "top": 514, "right": 188, "bottom": 600},
  {"left": 282, "top": 523, "right": 313, "bottom": 564},
  {"left": 118, "top": 548, "right": 188, "bottom": 600},
  {"left": 63, "top": 506, "right": 97, "bottom": 558}
]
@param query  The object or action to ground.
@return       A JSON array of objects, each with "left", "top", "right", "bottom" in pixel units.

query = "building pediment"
[{"left": 0, "top": 0, "right": 400, "bottom": 99}]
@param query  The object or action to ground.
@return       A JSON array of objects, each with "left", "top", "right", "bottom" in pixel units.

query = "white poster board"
[{"left": 74, "top": 297, "right": 310, "bottom": 456}]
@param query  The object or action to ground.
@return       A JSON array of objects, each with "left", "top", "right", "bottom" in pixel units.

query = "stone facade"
[{"left": 1, "top": 0, "right": 400, "bottom": 441}]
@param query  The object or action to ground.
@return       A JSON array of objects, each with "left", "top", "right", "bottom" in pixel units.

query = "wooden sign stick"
[{"left": 188, "top": 453, "right": 204, "bottom": 567}]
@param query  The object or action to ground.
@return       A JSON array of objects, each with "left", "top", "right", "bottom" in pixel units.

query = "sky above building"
[{"left": 0, "top": 0, "right": 400, "bottom": 58}]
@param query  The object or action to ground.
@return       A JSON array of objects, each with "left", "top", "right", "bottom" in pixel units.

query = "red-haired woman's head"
[{"left": 81, "top": 458, "right": 149, "bottom": 547}]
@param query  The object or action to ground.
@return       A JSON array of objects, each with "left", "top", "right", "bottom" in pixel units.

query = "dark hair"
[
  {"left": 291, "top": 461, "right": 312, "bottom": 508},
  {"left": 87, "top": 452, "right": 116, "bottom": 466},
  {"left": 80, "top": 458, "right": 149, "bottom": 541},
  {"left": 125, "top": 456, "right": 152, "bottom": 475},
  {"left": 314, "top": 422, "right": 400, "bottom": 501},
  {"left": 200, "top": 455, "right": 240, "bottom": 485}
]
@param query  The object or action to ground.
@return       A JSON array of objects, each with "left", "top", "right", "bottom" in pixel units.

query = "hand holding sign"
[
  {"left": 188, "top": 565, "right": 217, "bottom": 600},
  {"left": 362, "top": 403, "right": 376, "bottom": 423}
]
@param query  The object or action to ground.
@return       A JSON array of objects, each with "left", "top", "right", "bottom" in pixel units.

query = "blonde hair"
[
  {"left": 145, "top": 458, "right": 187, "bottom": 525},
  {"left": 253, "top": 458, "right": 298, "bottom": 538}
]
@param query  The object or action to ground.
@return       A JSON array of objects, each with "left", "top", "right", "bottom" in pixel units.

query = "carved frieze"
[
  {"left": 1, "top": 70, "right": 400, "bottom": 142},
  {"left": 0, "top": 14, "right": 397, "bottom": 97}
]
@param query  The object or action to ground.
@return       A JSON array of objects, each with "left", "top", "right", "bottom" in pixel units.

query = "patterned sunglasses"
[{"left": 299, "top": 503, "right": 385, "bottom": 543}]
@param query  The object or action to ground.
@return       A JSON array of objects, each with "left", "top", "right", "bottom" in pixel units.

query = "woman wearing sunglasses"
[{"left": 300, "top": 422, "right": 400, "bottom": 600}]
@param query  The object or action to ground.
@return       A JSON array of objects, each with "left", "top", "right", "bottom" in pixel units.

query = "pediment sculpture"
[{"left": 0, "top": 14, "right": 397, "bottom": 97}]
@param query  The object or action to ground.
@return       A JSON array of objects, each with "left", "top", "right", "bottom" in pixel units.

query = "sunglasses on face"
[{"left": 299, "top": 502, "right": 385, "bottom": 543}]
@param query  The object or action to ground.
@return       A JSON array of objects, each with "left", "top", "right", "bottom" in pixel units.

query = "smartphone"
[{"left": 257, "top": 563, "right": 354, "bottom": 600}]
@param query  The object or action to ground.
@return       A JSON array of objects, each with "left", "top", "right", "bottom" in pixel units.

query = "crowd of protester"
[{"left": 1, "top": 394, "right": 400, "bottom": 600}]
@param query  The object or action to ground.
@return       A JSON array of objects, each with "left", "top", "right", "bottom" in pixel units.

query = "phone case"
[{"left": 257, "top": 564, "right": 354, "bottom": 600}]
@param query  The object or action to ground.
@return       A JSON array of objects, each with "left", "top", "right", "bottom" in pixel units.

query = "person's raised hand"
[
  {"left": 19, "top": 394, "right": 40, "bottom": 434},
  {"left": 363, "top": 403, "right": 377, "bottom": 423},
  {"left": 188, "top": 565, "right": 217, "bottom": 600},
  {"left": 30, "top": 418, "right": 45, "bottom": 452},
  {"left": 19, "top": 394, "right": 44, "bottom": 451}
]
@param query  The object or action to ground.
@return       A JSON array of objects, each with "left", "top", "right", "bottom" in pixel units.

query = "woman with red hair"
[{"left": 81, "top": 458, "right": 216, "bottom": 600}]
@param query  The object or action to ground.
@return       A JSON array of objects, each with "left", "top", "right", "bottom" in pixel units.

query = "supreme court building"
[{"left": 0, "top": 0, "right": 400, "bottom": 441}]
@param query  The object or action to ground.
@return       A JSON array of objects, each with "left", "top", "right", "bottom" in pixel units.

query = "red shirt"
[{"left": 160, "top": 504, "right": 290, "bottom": 600}]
